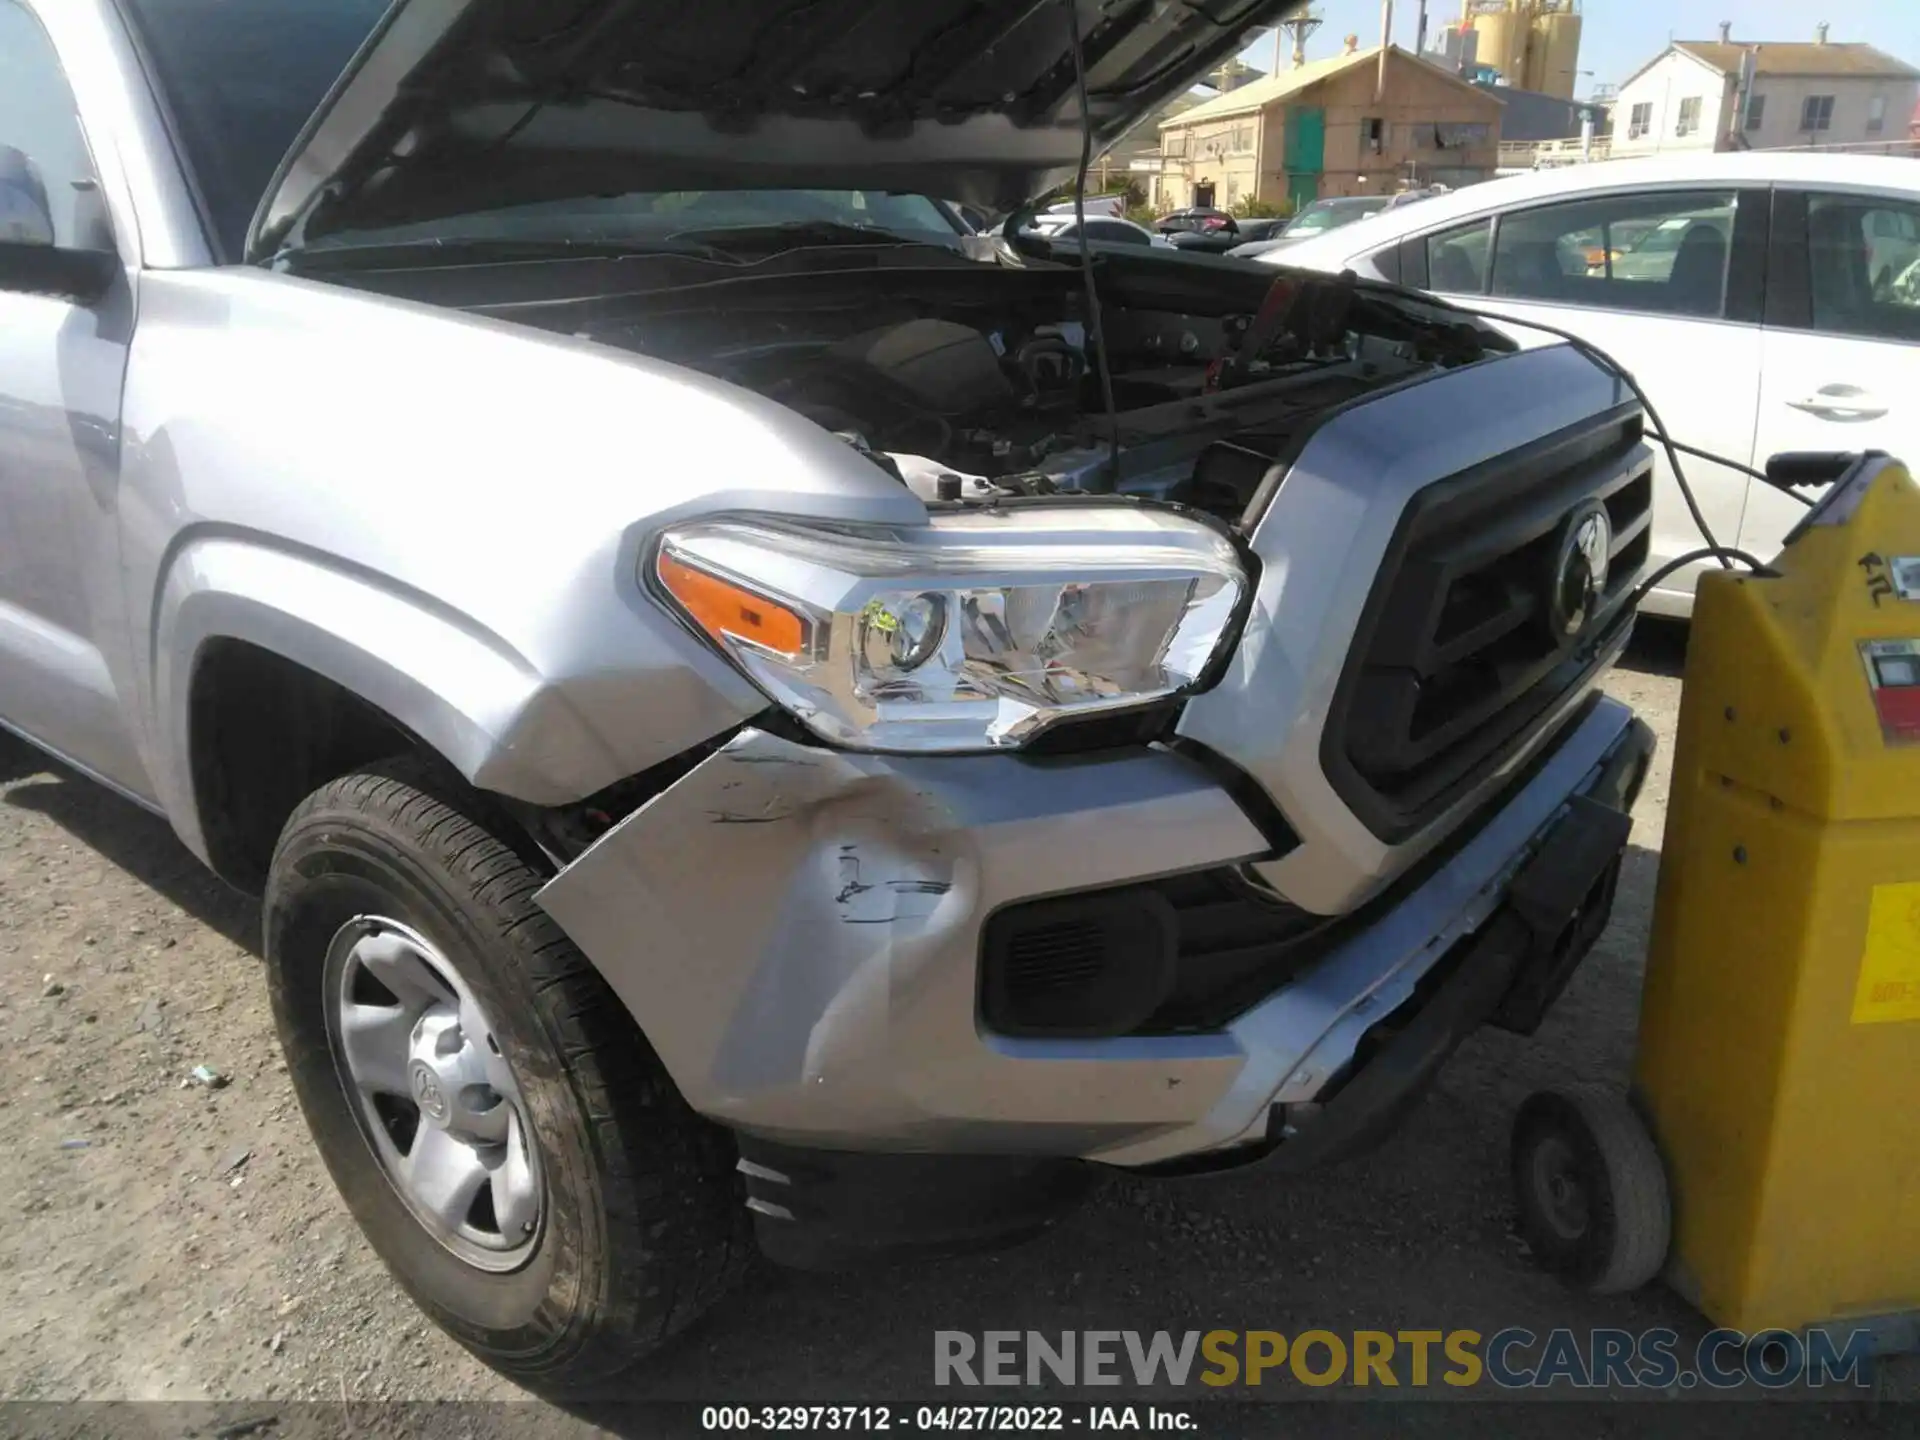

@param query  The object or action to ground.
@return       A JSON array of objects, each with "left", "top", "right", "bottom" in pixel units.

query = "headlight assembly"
[{"left": 652, "top": 507, "right": 1247, "bottom": 752}]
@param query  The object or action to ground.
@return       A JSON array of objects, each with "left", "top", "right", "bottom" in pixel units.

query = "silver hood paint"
[{"left": 249, "top": 0, "right": 1305, "bottom": 260}]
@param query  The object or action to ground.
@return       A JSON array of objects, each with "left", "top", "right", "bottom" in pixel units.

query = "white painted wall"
[
  {"left": 1735, "top": 73, "right": 1920, "bottom": 149},
  {"left": 1608, "top": 51, "right": 1730, "bottom": 157}
]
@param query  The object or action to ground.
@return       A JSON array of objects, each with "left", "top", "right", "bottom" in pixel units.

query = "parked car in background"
[
  {"left": 1229, "top": 216, "right": 1291, "bottom": 244},
  {"left": 1157, "top": 206, "right": 1245, "bottom": 252},
  {"left": 1384, "top": 184, "right": 1449, "bottom": 211},
  {"left": 1168, "top": 227, "right": 1249, "bottom": 253},
  {"left": 1026, "top": 213, "right": 1173, "bottom": 248},
  {"left": 1264, "top": 152, "right": 1920, "bottom": 617},
  {"left": 1157, "top": 205, "right": 1238, "bottom": 235},
  {"left": 1044, "top": 193, "right": 1127, "bottom": 220},
  {"left": 1226, "top": 194, "right": 1391, "bottom": 259},
  {"left": 1586, "top": 206, "right": 1734, "bottom": 282}
]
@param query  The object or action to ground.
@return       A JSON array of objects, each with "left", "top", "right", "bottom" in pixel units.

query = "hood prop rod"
[{"left": 1064, "top": 0, "right": 1122, "bottom": 493}]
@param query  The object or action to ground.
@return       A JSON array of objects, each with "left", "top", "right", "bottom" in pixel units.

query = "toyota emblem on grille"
[{"left": 1547, "top": 501, "right": 1613, "bottom": 641}]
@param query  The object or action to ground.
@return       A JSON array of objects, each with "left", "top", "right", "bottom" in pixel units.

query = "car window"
[
  {"left": 1487, "top": 190, "right": 1737, "bottom": 317},
  {"left": 1630, "top": 218, "right": 1698, "bottom": 255},
  {"left": 1285, "top": 205, "right": 1339, "bottom": 236},
  {"left": 1808, "top": 193, "right": 1920, "bottom": 343},
  {"left": 0, "top": 0, "right": 103, "bottom": 248},
  {"left": 1425, "top": 218, "right": 1492, "bottom": 293},
  {"left": 1084, "top": 219, "right": 1149, "bottom": 246},
  {"left": 120, "top": 0, "right": 392, "bottom": 260},
  {"left": 1287, "top": 201, "right": 1377, "bottom": 237}
]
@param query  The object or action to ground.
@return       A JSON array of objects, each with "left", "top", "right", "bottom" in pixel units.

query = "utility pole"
[
  {"left": 1377, "top": 0, "right": 1394, "bottom": 103},
  {"left": 1415, "top": 0, "right": 1429, "bottom": 58},
  {"left": 1725, "top": 47, "right": 1757, "bottom": 151}
]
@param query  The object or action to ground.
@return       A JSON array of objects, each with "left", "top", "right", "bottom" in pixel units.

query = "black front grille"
[
  {"left": 1142, "top": 868, "right": 1330, "bottom": 1030},
  {"left": 980, "top": 870, "right": 1326, "bottom": 1038},
  {"left": 1004, "top": 919, "right": 1107, "bottom": 992},
  {"left": 1323, "top": 403, "right": 1651, "bottom": 842}
]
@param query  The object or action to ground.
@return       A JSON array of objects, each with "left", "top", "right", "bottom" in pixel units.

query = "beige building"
[
  {"left": 1098, "top": 93, "right": 1200, "bottom": 194},
  {"left": 1149, "top": 43, "right": 1503, "bottom": 214},
  {"left": 1609, "top": 28, "right": 1920, "bottom": 158}
]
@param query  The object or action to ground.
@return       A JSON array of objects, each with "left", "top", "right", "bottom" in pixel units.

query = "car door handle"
[{"left": 1787, "top": 384, "right": 1888, "bottom": 422}]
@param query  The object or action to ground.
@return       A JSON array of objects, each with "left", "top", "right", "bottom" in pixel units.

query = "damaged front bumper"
[{"left": 535, "top": 694, "right": 1651, "bottom": 1172}]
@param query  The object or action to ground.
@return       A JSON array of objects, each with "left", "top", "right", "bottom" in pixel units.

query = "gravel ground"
[{"left": 0, "top": 623, "right": 1910, "bottom": 1431}]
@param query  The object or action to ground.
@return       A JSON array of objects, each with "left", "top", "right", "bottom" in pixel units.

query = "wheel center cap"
[{"left": 409, "top": 1060, "right": 452, "bottom": 1126}]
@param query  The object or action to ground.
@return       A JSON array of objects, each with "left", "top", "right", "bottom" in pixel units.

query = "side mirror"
[
  {"left": 0, "top": 240, "right": 118, "bottom": 303},
  {"left": 0, "top": 158, "right": 119, "bottom": 302}
]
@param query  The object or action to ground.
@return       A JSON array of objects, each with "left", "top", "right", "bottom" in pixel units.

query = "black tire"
[
  {"left": 1510, "top": 1084, "right": 1670, "bottom": 1295},
  {"left": 263, "top": 757, "right": 751, "bottom": 1395}
]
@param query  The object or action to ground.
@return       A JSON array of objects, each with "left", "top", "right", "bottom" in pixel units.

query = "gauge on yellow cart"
[{"left": 1861, "top": 638, "right": 1920, "bottom": 744}]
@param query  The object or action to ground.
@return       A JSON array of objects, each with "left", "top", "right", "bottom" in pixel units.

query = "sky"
[{"left": 1237, "top": 1, "right": 1920, "bottom": 97}]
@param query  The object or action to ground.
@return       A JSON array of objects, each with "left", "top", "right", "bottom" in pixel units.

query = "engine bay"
[{"left": 333, "top": 244, "right": 1511, "bottom": 527}]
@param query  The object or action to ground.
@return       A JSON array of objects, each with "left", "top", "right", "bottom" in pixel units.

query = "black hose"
[
  {"left": 1063, "top": 0, "right": 1122, "bottom": 491},
  {"left": 1628, "top": 546, "right": 1778, "bottom": 611},
  {"left": 1426, "top": 302, "right": 1743, "bottom": 566},
  {"left": 1666, "top": 437, "right": 1813, "bottom": 504}
]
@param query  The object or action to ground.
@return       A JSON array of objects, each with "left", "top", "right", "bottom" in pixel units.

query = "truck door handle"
[{"left": 1787, "top": 384, "right": 1888, "bottom": 422}]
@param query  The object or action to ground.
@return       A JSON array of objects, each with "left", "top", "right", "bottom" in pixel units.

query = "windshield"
[{"left": 123, "top": 0, "right": 389, "bottom": 261}]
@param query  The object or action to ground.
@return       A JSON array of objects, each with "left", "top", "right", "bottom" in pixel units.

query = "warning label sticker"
[
  {"left": 1854, "top": 882, "right": 1920, "bottom": 1024},
  {"left": 1860, "top": 639, "right": 1920, "bottom": 745}
]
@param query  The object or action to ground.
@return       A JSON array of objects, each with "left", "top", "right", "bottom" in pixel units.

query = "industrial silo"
[
  {"left": 1530, "top": 1, "right": 1583, "bottom": 101},
  {"left": 1464, "top": 0, "right": 1527, "bottom": 86},
  {"left": 1459, "top": 1, "right": 1584, "bottom": 100}
]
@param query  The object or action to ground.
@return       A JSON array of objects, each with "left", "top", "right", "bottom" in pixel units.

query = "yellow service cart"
[{"left": 1511, "top": 451, "right": 1920, "bottom": 1346}]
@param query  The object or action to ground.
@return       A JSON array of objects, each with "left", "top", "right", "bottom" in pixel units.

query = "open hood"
[{"left": 249, "top": 0, "right": 1305, "bottom": 262}]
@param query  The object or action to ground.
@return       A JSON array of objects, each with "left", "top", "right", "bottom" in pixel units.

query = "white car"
[
  {"left": 1263, "top": 153, "right": 1920, "bottom": 616},
  {"left": 1028, "top": 212, "right": 1175, "bottom": 248}
]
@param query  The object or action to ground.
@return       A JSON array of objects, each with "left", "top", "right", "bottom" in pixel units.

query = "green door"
[
  {"left": 1282, "top": 103, "right": 1324, "bottom": 214},
  {"left": 1283, "top": 104, "right": 1325, "bottom": 172}
]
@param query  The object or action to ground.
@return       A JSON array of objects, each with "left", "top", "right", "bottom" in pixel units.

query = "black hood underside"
[{"left": 251, "top": 0, "right": 1307, "bottom": 260}]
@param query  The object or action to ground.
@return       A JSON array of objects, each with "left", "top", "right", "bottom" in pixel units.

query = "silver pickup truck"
[{"left": 2, "top": 0, "right": 1654, "bottom": 1394}]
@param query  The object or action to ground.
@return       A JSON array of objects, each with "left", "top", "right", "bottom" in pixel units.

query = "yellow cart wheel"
[{"left": 1511, "top": 1085, "right": 1671, "bottom": 1295}]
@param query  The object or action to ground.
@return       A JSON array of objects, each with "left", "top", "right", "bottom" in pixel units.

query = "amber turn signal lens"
[{"left": 656, "top": 550, "right": 807, "bottom": 656}]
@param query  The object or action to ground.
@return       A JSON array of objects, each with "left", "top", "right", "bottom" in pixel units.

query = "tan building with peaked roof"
[
  {"left": 1147, "top": 42, "right": 1503, "bottom": 214},
  {"left": 1608, "top": 27, "right": 1920, "bottom": 157}
]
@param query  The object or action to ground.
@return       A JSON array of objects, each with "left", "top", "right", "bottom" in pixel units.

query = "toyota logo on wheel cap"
[
  {"left": 410, "top": 1061, "right": 451, "bottom": 1125},
  {"left": 1546, "top": 501, "right": 1613, "bottom": 642}
]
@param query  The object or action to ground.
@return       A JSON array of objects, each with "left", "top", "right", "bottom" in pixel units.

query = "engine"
[
  {"left": 463, "top": 256, "right": 1505, "bottom": 528},
  {"left": 737, "top": 306, "right": 1431, "bottom": 520},
  {"left": 732, "top": 315, "right": 1094, "bottom": 486}
]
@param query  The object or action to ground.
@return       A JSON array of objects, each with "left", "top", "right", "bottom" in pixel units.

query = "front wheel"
[{"left": 264, "top": 759, "right": 750, "bottom": 1394}]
